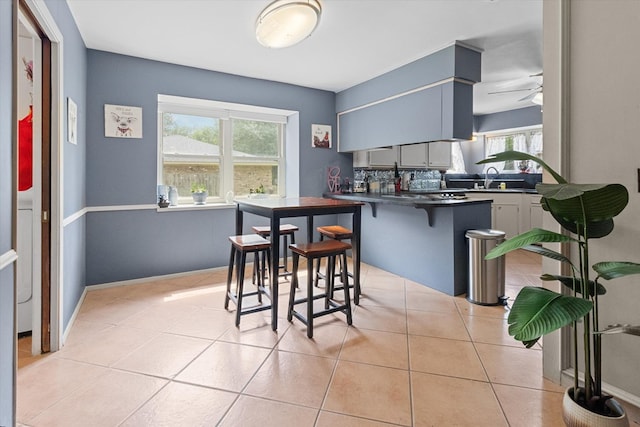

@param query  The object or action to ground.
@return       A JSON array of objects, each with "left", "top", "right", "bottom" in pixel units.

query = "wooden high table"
[{"left": 234, "top": 197, "right": 364, "bottom": 331}]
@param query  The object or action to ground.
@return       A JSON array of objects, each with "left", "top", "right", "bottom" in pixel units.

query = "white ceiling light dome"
[{"left": 256, "top": 0, "right": 322, "bottom": 49}]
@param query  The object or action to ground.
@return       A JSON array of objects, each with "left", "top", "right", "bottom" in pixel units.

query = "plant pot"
[
  {"left": 192, "top": 191, "right": 208, "bottom": 205},
  {"left": 562, "top": 387, "right": 628, "bottom": 427}
]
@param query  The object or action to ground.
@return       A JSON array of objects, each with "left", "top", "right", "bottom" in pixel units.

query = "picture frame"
[
  {"left": 104, "top": 104, "right": 143, "bottom": 138},
  {"left": 67, "top": 97, "right": 77, "bottom": 145},
  {"left": 312, "top": 124, "right": 331, "bottom": 148}
]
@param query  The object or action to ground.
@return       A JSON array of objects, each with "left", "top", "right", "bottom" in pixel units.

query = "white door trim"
[{"left": 22, "top": 0, "right": 63, "bottom": 352}]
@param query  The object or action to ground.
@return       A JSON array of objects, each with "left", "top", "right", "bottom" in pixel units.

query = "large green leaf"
[
  {"left": 485, "top": 228, "right": 577, "bottom": 260},
  {"left": 521, "top": 245, "right": 573, "bottom": 265},
  {"left": 593, "top": 262, "right": 640, "bottom": 280},
  {"left": 540, "top": 274, "right": 606, "bottom": 296},
  {"left": 543, "top": 184, "right": 628, "bottom": 226},
  {"left": 508, "top": 287, "right": 593, "bottom": 348},
  {"left": 536, "top": 183, "right": 607, "bottom": 200},
  {"left": 477, "top": 150, "right": 566, "bottom": 184}
]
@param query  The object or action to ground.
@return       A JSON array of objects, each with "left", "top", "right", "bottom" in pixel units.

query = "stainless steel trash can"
[{"left": 466, "top": 229, "right": 506, "bottom": 305}]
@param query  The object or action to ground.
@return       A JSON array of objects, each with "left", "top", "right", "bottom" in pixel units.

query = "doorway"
[{"left": 16, "top": 0, "right": 58, "bottom": 355}]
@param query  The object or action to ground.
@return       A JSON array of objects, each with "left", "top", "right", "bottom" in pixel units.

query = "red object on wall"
[{"left": 18, "top": 106, "right": 33, "bottom": 191}]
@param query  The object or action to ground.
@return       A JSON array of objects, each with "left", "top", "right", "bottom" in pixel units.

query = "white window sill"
[{"left": 156, "top": 202, "right": 235, "bottom": 212}]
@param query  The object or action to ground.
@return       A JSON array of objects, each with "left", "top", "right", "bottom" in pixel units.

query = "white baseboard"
[
  {"left": 86, "top": 266, "right": 227, "bottom": 291},
  {"left": 62, "top": 286, "right": 87, "bottom": 345}
]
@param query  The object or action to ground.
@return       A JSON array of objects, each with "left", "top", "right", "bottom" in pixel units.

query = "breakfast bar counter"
[{"left": 324, "top": 192, "right": 492, "bottom": 296}]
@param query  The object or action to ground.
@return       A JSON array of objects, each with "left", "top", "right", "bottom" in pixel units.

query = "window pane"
[
  {"left": 162, "top": 113, "right": 221, "bottom": 199},
  {"left": 232, "top": 119, "right": 279, "bottom": 157},
  {"left": 233, "top": 163, "right": 279, "bottom": 196},
  {"left": 232, "top": 118, "right": 281, "bottom": 196}
]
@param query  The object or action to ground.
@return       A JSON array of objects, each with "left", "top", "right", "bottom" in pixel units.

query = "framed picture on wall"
[
  {"left": 67, "top": 97, "right": 77, "bottom": 145},
  {"left": 312, "top": 124, "right": 331, "bottom": 148},
  {"left": 104, "top": 104, "right": 143, "bottom": 138}
]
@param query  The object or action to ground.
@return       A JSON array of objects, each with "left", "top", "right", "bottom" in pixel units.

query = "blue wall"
[
  {"left": 0, "top": 0, "right": 16, "bottom": 423},
  {"left": 85, "top": 51, "right": 348, "bottom": 285}
]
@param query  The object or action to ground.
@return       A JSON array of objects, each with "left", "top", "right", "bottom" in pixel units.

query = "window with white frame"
[
  {"left": 483, "top": 127, "right": 543, "bottom": 173},
  {"left": 158, "top": 95, "right": 289, "bottom": 205}
]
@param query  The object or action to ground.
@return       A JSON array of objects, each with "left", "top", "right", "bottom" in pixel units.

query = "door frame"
[{"left": 20, "top": 0, "right": 63, "bottom": 352}]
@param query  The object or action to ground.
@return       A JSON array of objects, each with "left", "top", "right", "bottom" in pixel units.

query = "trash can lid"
[{"left": 465, "top": 229, "right": 506, "bottom": 239}]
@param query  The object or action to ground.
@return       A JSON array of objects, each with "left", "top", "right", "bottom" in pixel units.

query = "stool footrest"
[{"left": 290, "top": 302, "right": 351, "bottom": 323}]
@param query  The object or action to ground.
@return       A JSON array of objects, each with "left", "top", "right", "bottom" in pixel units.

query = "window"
[
  {"left": 158, "top": 95, "right": 290, "bottom": 205},
  {"left": 483, "top": 128, "right": 543, "bottom": 173}
]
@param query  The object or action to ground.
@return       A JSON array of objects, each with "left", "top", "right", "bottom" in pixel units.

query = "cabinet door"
[
  {"left": 400, "top": 144, "right": 427, "bottom": 167},
  {"left": 493, "top": 204, "right": 520, "bottom": 238},
  {"left": 352, "top": 150, "right": 369, "bottom": 168},
  {"left": 427, "top": 141, "right": 452, "bottom": 169},
  {"left": 530, "top": 203, "right": 544, "bottom": 230},
  {"left": 369, "top": 147, "right": 398, "bottom": 166}
]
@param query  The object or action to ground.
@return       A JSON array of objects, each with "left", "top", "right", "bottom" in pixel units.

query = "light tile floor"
[{"left": 16, "top": 250, "right": 640, "bottom": 426}]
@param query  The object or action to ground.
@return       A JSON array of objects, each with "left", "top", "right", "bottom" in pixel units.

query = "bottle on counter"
[{"left": 168, "top": 186, "right": 178, "bottom": 206}]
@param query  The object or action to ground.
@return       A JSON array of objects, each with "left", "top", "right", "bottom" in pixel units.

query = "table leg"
[
  {"left": 352, "top": 206, "right": 361, "bottom": 305},
  {"left": 306, "top": 215, "right": 314, "bottom": 243},
  {"left": 270, "top": 216, "right": 280, "bottom": 331}
]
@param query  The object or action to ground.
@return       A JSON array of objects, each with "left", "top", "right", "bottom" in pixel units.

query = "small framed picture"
[
  {"left": 67, "top": 97, "right": 77, "bottom": 145},
  {"left": 104, "top": 104, "right": 143, "bottom": 138},
  {"left": 312, "top": 124, "right": 331, "bottom": 148}
]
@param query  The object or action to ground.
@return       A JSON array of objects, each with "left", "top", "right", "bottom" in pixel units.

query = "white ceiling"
[{"left": 66, "top": 0, "right": 542, "bottom": 115}]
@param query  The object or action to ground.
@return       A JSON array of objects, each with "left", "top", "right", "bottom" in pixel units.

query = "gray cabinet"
[
  {"left": 338, "top": 81, "right": 474, "bottom": 152},
  {"left": 399, "top": 142, "right": 451, "bottom": 169},
  {"left": 352, "top": 150, "right": 369, "bottom": 168},
  {"left": 400, "top": 144, "right": 428, "bottom": 167},
  {"left": 492, "top": 203, "right": 520, "bottom": 238},
  {"left": 368, "top": 147, "right": 399, "bottom": 166},
  {"left": 428, "top": 142, "right": 452, "bottom": 169},
  {"left": 529, "top": 195, "right": 544, "bottom": 230},
  {"left": 338, "top": 86, "right": 442, "bottom": 152}
]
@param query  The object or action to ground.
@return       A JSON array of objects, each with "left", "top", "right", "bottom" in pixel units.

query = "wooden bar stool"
[
  {"left": 314, "top": 225, "right": 359, "bottom": 303},
  {"left": 252, "top": 224, "right": 299, "bottom": 282},
  {"left": 225, "top": 234, "right": 272, "bottom": 327},
  {"left": 287, "top": 239, "right": 353, "bottom": 338}
]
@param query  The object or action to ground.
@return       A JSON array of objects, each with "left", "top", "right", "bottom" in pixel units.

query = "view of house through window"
[
  {"left": 162, "top": 113, "right": 221, "bottom": 200},
  {"left": 158, "top": 95, "right": 287, "bottom": 205},
  {"left": 483, "top": 128, "right": 542, "bottom": 173}
]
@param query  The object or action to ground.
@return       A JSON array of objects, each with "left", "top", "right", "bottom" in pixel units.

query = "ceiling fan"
[{"left": 488, "top": 72, "right": 543, "bottom": 105}]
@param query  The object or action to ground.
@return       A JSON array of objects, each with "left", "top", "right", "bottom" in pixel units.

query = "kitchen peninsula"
[{"left": 325, "top": 192, "right": 492, "bottom": 296}]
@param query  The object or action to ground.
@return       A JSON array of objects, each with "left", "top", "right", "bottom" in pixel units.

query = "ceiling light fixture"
[
  {"left": 532, "top": 92, "right": 543, "bottom": 105},
  {"left": 256, "top": 0, "right": 322, "bottom": 49}
]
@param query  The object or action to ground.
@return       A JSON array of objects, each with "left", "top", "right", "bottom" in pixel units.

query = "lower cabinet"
[
  {"left": 529, "top": 195, "right": 544, "bottom": 230},
  {"left": 467, "top": 192, "right": 541, "bottom": 238},
  {"left": 492, "top": 203, "right": 519, "bottom": 238}
]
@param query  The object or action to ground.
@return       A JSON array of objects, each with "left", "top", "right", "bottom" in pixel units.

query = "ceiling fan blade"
[
  {"left": 488, "top": 88, "right": 535, "bottom": 95},
  {"left": 530, "top": 72, "right": 543, "bottom": 77},
  {"left": 518, "top": 91, "right": 539, "bottom": 102}
]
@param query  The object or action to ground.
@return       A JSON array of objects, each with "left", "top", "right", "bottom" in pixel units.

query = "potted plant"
[
  {"left": 248, "top": 184, "right": 267, "bottom": 199},
  {"left": 478, "top": 151, "right": 640, "bottom": 426},
  {"left": 191, "top": 183, "right": 208, "bottom": 205}
]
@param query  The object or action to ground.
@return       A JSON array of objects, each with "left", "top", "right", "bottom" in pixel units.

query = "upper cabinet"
[
  {"left": 399, "top": 142, "right": 452, "bottom": 169},
  {"left": 399, "top": 144, "right": 428, "bottom": 167},
  {"left": 339, "top": 86, "right": 443, "bottom": 152},
  {"left": 336, "top": 43, "right": 480, "bottom": 153},
  {"left": 427, "top": 141, "right": 452, "bottom": 169},
  {"left": 368, "top": 147, "right": 399, "bottom": 166}
]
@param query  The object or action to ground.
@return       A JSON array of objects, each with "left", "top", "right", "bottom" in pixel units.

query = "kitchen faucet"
[{"left": 484, "top": 166, "right": 499, "bottom": 189}]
